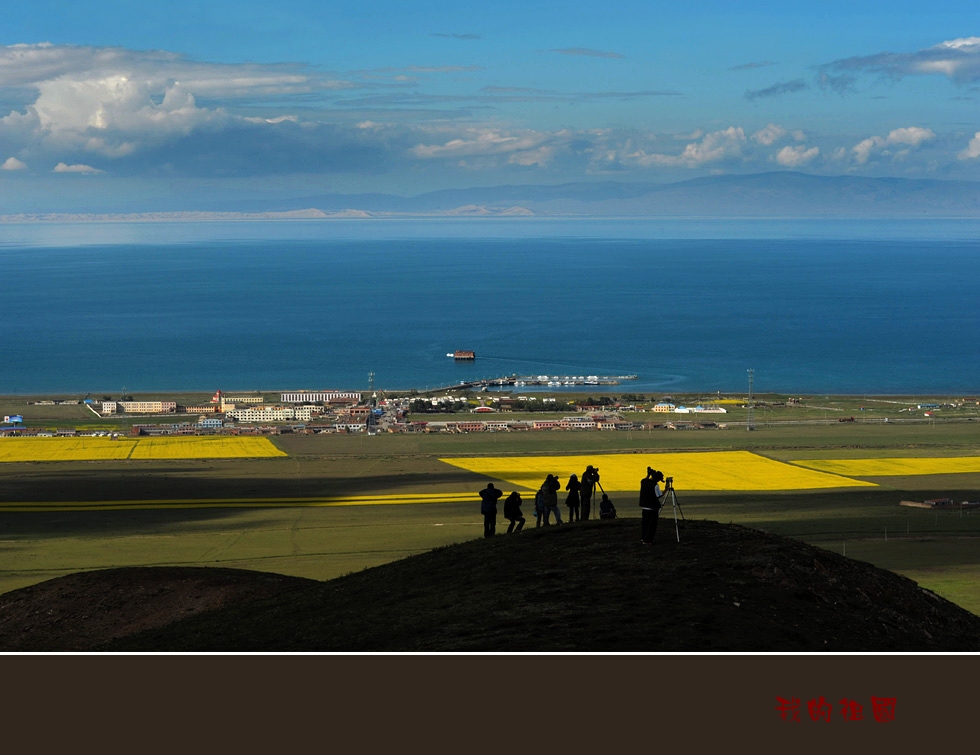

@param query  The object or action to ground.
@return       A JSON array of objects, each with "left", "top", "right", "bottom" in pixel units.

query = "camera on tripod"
[{"left": 658, "top": 475, "right": 683, "bottom": 542}]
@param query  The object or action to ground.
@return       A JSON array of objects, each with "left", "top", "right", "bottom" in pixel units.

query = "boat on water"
[{"left": 447, "top": 350, "right": 476, "bottom": 360}]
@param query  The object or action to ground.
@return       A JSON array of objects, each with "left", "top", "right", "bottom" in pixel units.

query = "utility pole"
[{"left": 746, "top": 368, "right": 755, "bottom": 431}]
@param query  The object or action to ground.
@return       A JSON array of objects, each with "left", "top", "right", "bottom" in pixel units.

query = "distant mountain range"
[
  {"left": 6, "top": 172, "right": 980, "bottom": 220},
  {"left": 208, "top": 171, "right": 980, "bottom": 218}
]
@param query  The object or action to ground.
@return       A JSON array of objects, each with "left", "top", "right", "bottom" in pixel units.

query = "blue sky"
[{"left": 2, "top": 1, "right": 980, "bottom": 211}]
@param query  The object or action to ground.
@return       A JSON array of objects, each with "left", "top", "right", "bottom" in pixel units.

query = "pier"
[{"left": 421, "top": 374, "right": 638, "bottom": 394}]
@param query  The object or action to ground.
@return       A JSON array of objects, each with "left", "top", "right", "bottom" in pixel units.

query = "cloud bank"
[
  {"left": 822, "top": 36, "right": 980, "bottom": 85},
  {"left": 0, "top": 37, "right": 977, "bottom": 202}
]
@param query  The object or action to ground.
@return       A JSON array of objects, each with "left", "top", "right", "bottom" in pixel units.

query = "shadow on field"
[
  {"left": 0, "top": 507, "right": 267, "bottom": 538},
  {"left": 0, "top": 468, "right": 491, "bottom": 504}
]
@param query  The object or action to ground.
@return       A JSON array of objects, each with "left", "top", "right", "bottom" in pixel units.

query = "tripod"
[{"left": 660, "top": 481, "right": 685, "bottom": 542}]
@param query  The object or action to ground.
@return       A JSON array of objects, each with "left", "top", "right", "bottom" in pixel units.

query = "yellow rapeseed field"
[
  {"left": 791, "top": 456, "right": 980, "bottom": 477},
  {"left": 0, "top": 435, "right": 285, "bottom": 462},
  {"left": 128, "top": 436, "right": 287, "bottom": 459},
  {"left": 0, "top": 437, "right": 137, "bottom": 462},
  {"left": 440, "top": 450, "right": 875, "bottom": 492}
]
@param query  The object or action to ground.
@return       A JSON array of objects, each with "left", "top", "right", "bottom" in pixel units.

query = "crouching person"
[
  {"left": 504, "top": 491, "right": 526, "bottom": 533},
  {"left": 599, "top": 493, "right": 617, "bottom": 519}
]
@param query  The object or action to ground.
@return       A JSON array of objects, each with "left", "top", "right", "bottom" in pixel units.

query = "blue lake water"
[{"left": 1, "top": 218, "right": 979, "bottom": 396}]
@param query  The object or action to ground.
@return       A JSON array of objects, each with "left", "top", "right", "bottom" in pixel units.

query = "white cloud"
[
  {"left": 886, "top": 126, "right": 936, "bottom": 147},
  {"left": 620, "top": 127, "right": 747, "bottom": 168},
  {"left": 852, "top": 137, "right": 878, "bottom": 165},
  {"left": 508, "top": 146, "right": 554, "bottom": 167},
  {"left": 774, "top": 145, "right": 819, "bottom": 167},
  {"left": 52, "top": 162, "right": 103, "bottom": 174},
  {"left": 2, "top": 156, "right": 26, "bottom": 170},
  {"left": 674, "top": 129, "right": 702, "bottom": 140},
  {"left": 958, "top": 132, "right": 980, "bottom": 160},
  {"left": 752, "top": 123, "right": 786, "bottom": 146},
  {"left": 243, "top": 114, "right": 299, "bottom": 125},
  {"left": 410, "top": 128, "right": 551, "bottom": 160},
  {"left": 21, "top": 75, "right": 228, "bottom": 156},
  {"left": 852, "top": 127, "right": 936, "bottom": 164},
  {"left": 916, "top": 37, "right": 980, "bottom": 78},
  {"left": 0, "top": 43, "right": 322, "bottom": 160},
  {"left": 823, "top": 36, "right": 980, "bottom": 84}
]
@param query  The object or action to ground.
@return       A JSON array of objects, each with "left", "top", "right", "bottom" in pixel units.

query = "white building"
[
  {"left": 226, "top": 405, "right": 314, "bottom": 423},
  {"left": 104, "top": 401, "right": 177, "bottom": 414},
  {"left": 281, "top": 391, "right": 361, "bottom": 404}
]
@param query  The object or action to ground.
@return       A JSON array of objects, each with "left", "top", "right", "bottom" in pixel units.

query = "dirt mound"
[
  {"left": 0, "top": 567, "right": 316, "bottom": 651},
  {"left": 3, "top": 519, "right": 980, "bottom": 652}
]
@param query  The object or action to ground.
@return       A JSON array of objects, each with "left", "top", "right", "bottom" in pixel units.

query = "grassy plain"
[{"left": 2, "top": 401, "right": 980, "bottom": 615}]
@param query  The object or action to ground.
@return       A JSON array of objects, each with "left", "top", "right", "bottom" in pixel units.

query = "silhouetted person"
[
  {"left": 565, "top": 473, "right": 581, "bottom": 522},
  {"left": 480, "top": 482, "right": 503, "bottom": 537},
  {"left": 534, "top": 486, "right": 545, "bottom": 528},
  {"left": 599, "top": 493, "right": 616, "bottom": 519},
  {"left": 581, "top": 465, "right": 600, "bottom": 520},
  {"left": 541, "top": 474, "right": 562, "bottom": 525},
  {"left": 639, "top": 468, "right": 664, "bottom": 545},
  {"left": 503, "top": 491, "right": 526, "bottom": 533}
]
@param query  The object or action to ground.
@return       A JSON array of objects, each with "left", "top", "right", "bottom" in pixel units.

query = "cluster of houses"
[
  {"left": 3, "top": 389, "right": 733, "bottom": 437},
  {"left": 98, "top": 390, "right": 362, "bottom": 422},
  {"left": 0, "top": 426, "right": 115, "bottom": 438},
  {"left": 651, "top": 402, "right": 728, "bottom": 414},
  {"left": 120, "top": 414, "right": 726, "bottom": 437}
]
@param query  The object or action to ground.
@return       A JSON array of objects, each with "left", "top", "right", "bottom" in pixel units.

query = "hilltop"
[{"left": 2, "top": 517, "right": 979, "bottom": 652}]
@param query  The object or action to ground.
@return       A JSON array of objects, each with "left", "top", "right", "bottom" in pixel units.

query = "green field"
[{"left": 2, "top": 394, "right": 979, "bottom": 615}]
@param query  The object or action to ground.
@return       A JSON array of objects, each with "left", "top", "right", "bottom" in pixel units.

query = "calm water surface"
[{"left": 1, "top": 218, "right": 978, "bottom": 395}]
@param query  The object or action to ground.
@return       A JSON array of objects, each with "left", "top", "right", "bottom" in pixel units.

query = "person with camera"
[
  {"left": 639, "top": 467, "right": 665, "bottom": 545},
  {"left": 541, "top": 473, "right": 562, "bottom": 525},
  {"left": 580, "top": 465, "right": 600, "bottom": 520},
  {"left": 565, "top": 473, "right": 582, "bottom": 522},
  {"left": 503, "top": 490, "right": 526, "bottom": 533},
  {"left": 479, "top": 482, "right": 503, "bottom": 538}
]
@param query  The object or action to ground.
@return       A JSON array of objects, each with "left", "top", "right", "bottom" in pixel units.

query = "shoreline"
[
  {"left": 2, "top": 389, "right": 977, "bottom": 399},
  {"left": 4, "top": 389, "right": 977, "bottom": 436}
]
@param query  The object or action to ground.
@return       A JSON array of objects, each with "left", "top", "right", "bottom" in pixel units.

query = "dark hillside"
[{"left": 3, "top": 518, "right": 979, "bottom": 652}]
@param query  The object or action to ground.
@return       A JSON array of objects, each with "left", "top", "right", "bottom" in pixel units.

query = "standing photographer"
[
  {"left": 639, "top": 467, "right": 665, "bottom": 545},
  {"left": 565, "top": 473, "right": 581, "bottom": 522},
  {"left": 479, "top": 482, "right": 503, "bottom": 538},
  {"left": 541, "top": 473, "right": 562, "bottom": 525},
  {"left": 581, "top": 465, "right": 600, "bottom": 520}
]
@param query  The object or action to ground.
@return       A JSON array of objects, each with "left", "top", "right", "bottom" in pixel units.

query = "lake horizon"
[{"left": 2, "top": 218, "right": 978, "bottom": 397}]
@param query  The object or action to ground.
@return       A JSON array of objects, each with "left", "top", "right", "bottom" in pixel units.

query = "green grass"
[
  {"left": 0, "top": 503, "right": 480, "bottom": 594},
  {"left": 805, "top": 540, "right": 980, "bottom": 615},
  {"left": 4, "top": 489, "right": 980, "bottom": 614},
  {"left": 3, "top": 395, "right": 980, "bottom": 616}
]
